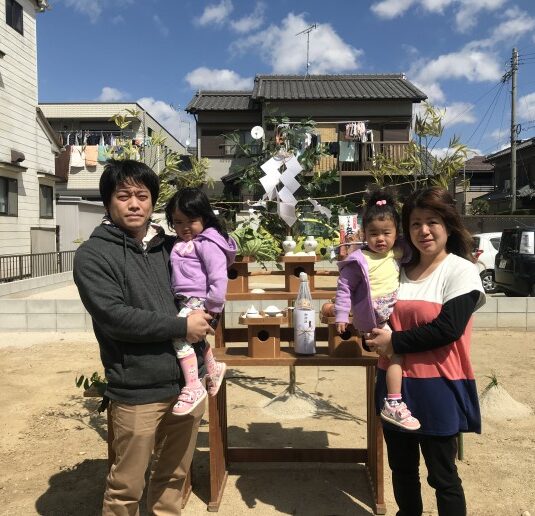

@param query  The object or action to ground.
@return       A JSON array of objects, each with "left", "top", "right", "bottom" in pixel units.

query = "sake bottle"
[{"left": 293, "top": 272, "right": 316, "bottom": 354}]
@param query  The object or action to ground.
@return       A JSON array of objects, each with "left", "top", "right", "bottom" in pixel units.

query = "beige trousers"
[{"left": 102, "top": 396, "right": 204, "bottom": 516}]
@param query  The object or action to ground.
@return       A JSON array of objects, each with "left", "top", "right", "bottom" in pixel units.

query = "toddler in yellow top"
[{"left": 335, "top": 188, "right": 420, "bottom": 431}]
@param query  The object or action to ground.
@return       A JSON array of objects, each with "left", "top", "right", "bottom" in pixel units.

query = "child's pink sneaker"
[
  {"left": 172, "top": 385, "right": 207, "bottom": 416},
  {"left": 206, "top": 362, "right": 227, "bottom": 397},
  {"left": 381, "top": 399, "right": 421, "bottom": 431}
]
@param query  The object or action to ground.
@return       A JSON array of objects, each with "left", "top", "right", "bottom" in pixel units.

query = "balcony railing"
[
  {"left": 315, "top": 141, "right": 410, "bottom": 173},
  {"left": 0, "top": 251, "right": 76, "bottom": 283}
]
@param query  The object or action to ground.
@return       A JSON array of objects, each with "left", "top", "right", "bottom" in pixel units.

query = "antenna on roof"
[{"left": 296, "top": 23, "right": 317, "bottom": 77}]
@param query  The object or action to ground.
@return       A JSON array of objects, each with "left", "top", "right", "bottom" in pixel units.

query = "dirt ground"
[{"left": 0, "top": 330, "right": 534, "bottom": 516}]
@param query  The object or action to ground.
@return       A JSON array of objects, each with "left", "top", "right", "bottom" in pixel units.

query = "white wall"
[{"left": 0, "top": 1, "right": 55, "bottom": 256}]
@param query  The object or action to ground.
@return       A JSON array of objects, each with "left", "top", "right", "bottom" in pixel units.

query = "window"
[
  {"left": 39, "top": 184, "right": 54, "bottom": 218},
  {"left": 6, "top": 0, "right": 23, "bottom": 35},
  {"left": 0, "top": 177, "right": 18, "bottom": 216}
]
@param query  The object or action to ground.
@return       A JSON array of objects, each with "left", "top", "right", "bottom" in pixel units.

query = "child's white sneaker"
[{"left": 381, "top": 399, "right": 421, "bottom": 430}]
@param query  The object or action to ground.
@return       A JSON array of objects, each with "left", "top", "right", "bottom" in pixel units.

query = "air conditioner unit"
[{"left": 504, "top": 180, "right": 511, "bottom": 192}]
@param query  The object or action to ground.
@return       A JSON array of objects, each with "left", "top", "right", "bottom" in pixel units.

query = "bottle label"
[{"left": 294, "top": 308, "right": 316, "bottom": 355}]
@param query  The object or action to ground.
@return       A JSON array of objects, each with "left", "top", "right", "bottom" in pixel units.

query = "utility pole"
[{"left": 510, "top": 48, "right": 518, "bottom": 213}]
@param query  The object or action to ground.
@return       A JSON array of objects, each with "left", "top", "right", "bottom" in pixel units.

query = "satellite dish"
[
  {"left": 251, "top": 126, "right": 264, "bottom": 140},
  {"left": 185, "top": 138, "right": 191, "bottom": 146}
]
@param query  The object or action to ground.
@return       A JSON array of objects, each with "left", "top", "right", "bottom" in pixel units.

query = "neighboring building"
[
  {"left": 474, "top": 137, "right": 535, "bottom": 213},
  {"left": 452, "top": 155, "right": 495, "bottom": 214},
  {"left": 38, "top": 102, "right": 190, "bottom": 251},
  {"left": 186, "top": 74, "right": 427, "bottom": 199},
  {"left": 0, "top": 0, "right": 60, "bottom": 257},
  {"left": 39, "top": 102, "right": 189, "bottom": 201}
]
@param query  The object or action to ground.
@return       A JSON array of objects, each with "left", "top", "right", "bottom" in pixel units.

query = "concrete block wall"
[
  {"left": 0, "top": 299, "right": 92, "bottom": 331},
  {"left": 1, "top": 295, "right": 533, "bottom": 332},
  {"left": 473, "top": 297, "right": 535, "bottom": 331}
]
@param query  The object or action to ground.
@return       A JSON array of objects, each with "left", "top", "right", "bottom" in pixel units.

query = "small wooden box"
[
  {"left": 320, "top": 315, "right": 377, "bottom": 358},
  {"left": 227, "top": 258, "right": 252, "bottom": 294},
  {"left": 280, "top": 255, "right": 316, "bottom": 292},
  {"left": 239, "top": 313, "right": 288, "bottom": 358}
]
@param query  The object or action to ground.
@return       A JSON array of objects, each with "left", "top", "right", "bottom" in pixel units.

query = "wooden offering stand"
[
  {"left": 239, "top": 311, "right": 288, "bottom": 358},
  {"left": 208, "top": 257, "right": 385, "bottom": 515},
  {"left": 320, "top": 315, "right": 377, "bottom": 358}
]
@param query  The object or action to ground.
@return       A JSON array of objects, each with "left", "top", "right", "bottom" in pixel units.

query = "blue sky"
[{"left": 37, "top": 0, "right": 535, "bottom": 157}]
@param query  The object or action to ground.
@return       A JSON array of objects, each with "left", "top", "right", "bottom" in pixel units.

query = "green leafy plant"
[
  {"left": 481, "top": 371, "right": 499, "bottom": 397},
  {"left": 370, "top": 102, "right": 470, "bottom": 190},
  {"left": 75, "top": 371, "right": 108, "bottom": 412},
  {"left": 230, "top": 221, "right": 281, "bottom": 269},
  {"left": 470, "top": 199, "right": 490, "bottom": 215}
]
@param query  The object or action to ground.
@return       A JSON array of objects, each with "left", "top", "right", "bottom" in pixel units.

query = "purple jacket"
[
  {"left": 335, "top": 239, "right": 411, "bottom": 333},
  {"left": 170, "top": 227, "right": 237, "bottom": 313},
  {"left": 335, "top": 250, "right": 377, "bottom": 333}
]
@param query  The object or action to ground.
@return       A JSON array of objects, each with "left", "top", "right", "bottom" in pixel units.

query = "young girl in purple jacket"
[
  {"left": 165, "top": 188, "right": 237, "bottom": 415},
  {"left": 335, "top": 188, "right": 420, "bottom": 430}
]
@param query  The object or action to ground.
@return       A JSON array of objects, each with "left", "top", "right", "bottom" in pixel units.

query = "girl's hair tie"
[{"left": 376, "top": 200, "right": 386, "bottom": 206}]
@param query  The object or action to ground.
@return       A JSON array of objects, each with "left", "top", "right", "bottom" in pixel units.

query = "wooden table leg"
[
  {"left": 208, "top": 379, "right": 228, "bottom": 511},
  {"left": 366, "top": 365, "right": 386, "bottom": 515}
]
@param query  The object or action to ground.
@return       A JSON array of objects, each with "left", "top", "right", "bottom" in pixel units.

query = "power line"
[{"left": 465, "top": 81, "right": 506, "bottom": 146}]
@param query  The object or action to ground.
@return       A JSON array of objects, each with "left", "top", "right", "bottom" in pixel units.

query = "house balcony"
[{"left": 314, "top": 141, "right": 410, "bottom": 174}]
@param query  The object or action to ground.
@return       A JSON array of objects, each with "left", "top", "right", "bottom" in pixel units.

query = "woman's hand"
[{"left": 365, "top": 328, "right": 394, "bottom": 358}]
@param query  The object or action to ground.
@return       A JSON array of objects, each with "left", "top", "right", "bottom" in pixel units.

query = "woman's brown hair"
[{"left": 401, "top": 186, "right": 475, "bottom": 264}]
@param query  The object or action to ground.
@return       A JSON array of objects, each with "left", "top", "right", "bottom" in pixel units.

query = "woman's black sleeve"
[{"left": 391, "top": 290, "right": 480, "bottom": 354}]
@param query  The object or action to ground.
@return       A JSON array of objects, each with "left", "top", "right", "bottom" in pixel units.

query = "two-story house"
[
  {"left": 186, "top": 74, "right": 427, "bottom": 200},
  {"left": 478, "top": 137, "right": 535, "bottom": 213},
  {"left": 0, "top": 0, "right": 61, "bottom": 257},
  {"left": 452, "top": 155, "right": 495, "bottom": 214}
]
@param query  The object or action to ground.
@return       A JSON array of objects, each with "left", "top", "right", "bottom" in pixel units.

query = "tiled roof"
[
  {"left": 251, "top": 74, "right": 427, "bottom": 101},
  {"left": 186, "top": 91, "right": 257, "bottom": 113},
  {"left": 464, "top": 155, "right": 494, "bottom": 172},
  {"left": 485, "top": 137, "right": 535, "bottom": 161}
]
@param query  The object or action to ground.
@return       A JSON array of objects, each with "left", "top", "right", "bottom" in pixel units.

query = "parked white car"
[{"left": 472, "top": 232, "right": 502, "bottom": 293}]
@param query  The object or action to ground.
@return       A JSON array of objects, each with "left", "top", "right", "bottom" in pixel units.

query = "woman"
[{"left": 366, "top": 187, "right": 485, "bottom": 516}]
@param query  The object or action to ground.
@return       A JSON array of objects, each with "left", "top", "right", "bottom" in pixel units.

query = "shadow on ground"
[{"left": 35, "top": 459, "right": 106, "bottom": 515}]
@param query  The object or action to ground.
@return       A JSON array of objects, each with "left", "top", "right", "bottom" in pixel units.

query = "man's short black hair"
[{"left": 99, "top": 159, "right": 160, "bottom": 208}]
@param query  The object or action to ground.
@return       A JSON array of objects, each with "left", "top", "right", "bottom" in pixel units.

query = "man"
[{"left": 74, "top": 159, "right": 214, "bottom": 515}]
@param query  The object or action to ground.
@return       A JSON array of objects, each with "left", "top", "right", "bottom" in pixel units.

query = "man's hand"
[
  {"left": 186, "top": 311, "right": 214, "bottom": 343},
  {"left": 365, "top": 327, "right": 394, "bottom": 357}
]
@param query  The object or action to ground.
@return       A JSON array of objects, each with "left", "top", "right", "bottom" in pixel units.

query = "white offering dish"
[{"left": 263, "top": 305, "right": 283, "bottom": 317}]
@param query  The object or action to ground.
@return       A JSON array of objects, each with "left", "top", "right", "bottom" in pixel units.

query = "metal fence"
[{"left": 0, "top": 251, "right": 76, "bottom": 283}]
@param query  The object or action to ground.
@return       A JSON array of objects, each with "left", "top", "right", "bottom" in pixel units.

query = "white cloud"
[
  {"left": 195, "top": 0, "right": 233, "bottom": 27},
  {"left": 153, "top": 14, "right": 170, "bottom": 37},
  {"left": 371, "top": 0, "right": 507, "bottom": 32},
  {"left": 111, "top": 15, "right": 124, "bottom": 24},
  {"left": 472, "top": 7, "right": 535, "bottom": 48},
  {"left": 410, "top": 48, "right": 502, "bottom": 103},
  {"left": 371, "top": 0, "right": 416, "bottom": 19},
  {"left": 137, "top": 97, "right": 193, "bottom": 143},
  {"left": 230, "top": 2, "right": 266, "bottom": 33},
  {"left": 440, "top": 102, "right": 476, "bottom": 127},
  {"left": 230, "top": 13, "right": 362, "bottom": 75},
  {"left": 62, "top": 0, "right": 133, "bottom": 23},
  {"left": 185, "top": 67, "right": 253, "bottom": 90},
  {"left": 96, "top": 86, "right": 129, "bottom": 102},
  {"left": 518, "top": 92, "right": 535, "bottom": 123},
  {"left": 454, "top": 0, "right": 507, "bottom": 32}
]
